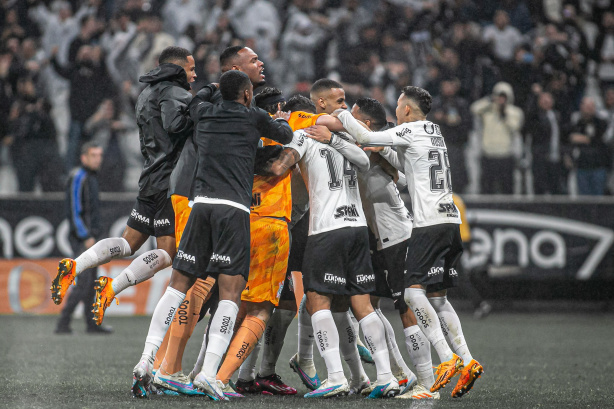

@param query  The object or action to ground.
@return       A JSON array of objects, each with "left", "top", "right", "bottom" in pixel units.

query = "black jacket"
[
  {"left": 66, "top": 167, "right": 100, "bottom": 241},
  {"left": 567, "top": 115, "right": 611, "bottom": 170},
  {"left": 135, "top": 63, "right": 193, "bottom": 196},
  {"left": 190, "top": 93, "right": 293, "bottom": 209}
]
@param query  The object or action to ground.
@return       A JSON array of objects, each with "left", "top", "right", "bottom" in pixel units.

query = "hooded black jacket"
[{"left": 135, "top": 63, "right": 193, "bottom": 196}]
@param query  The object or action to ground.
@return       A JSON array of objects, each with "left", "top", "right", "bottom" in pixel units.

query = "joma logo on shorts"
[
  {"left": 334, "top": 204, "right": 359, "bottom": 219},
  {"left": 210, "top": 253, "right": 231, "bottom": 263},
  {"left": 449, "top": 268, "right": 458, "bottom": 277},
  {"left": 220, "top": 316, "right": 232, "bottom": 334},
  {"left": 428, "top": 267, "right": 444, "bottom": 277},
  {"left": 154, "top": 218, "right": 170, "bottom": 227},
  {"left": 130, "top": 209, "right": 150, "bottom": 224},
  {"left": 324, "top": 273, "right": 346, "bottom": 285},
  {"left": 177, "top": 250, "right": 196, "bottom": 263},
  {"left": 356, "top": 274, "right": 375, "bottom": 284}
]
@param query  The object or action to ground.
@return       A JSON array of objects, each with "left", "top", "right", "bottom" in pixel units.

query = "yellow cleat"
[
  {"left": 451, "top": 359, "right": 483, "bottom": 398},
  {"left": 92, "top": 277, "right": 118, "bottom": 326},
  {"left": 430, "top": 353, "right": 463, "bottom": 392},
  {"left": 50, "top": 259, "right": 77, "bottom": 305}
]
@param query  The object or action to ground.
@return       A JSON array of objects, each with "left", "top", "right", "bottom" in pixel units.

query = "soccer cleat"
[
  {"left": 366, "top": 378, "right": 400, "bottom": 399},
  {"left": 132, "top": 359, "right": 153, "bottom": 398},
  {"left": 349, "top": 374, "right": 371, "bottom": 395},
  {"left": 304, "top": 378, "right": 349, "bottom": 398},
  {"left": 220, "top": 380, "right": 245, "bottom": 398},
  {"left": 193, "top": 373, "right": 228, "bottom": 401},
  {"left": 430, "top": 353, "right": 463, "bottom": 392},
  {"left": 256, "top": 373, "right": 297, "bottom": 395},
  {"left": 396, "top": 384, "right": 440, "bottom": 400},
  {"left": 451, "top": 359, "right": 484, "bottom": 398},
  {"left": 356, "top": 340, "right": 374, "bottom": 364},
  {"left": 92, "top": 276, "right": 118, "bottom": 326},
  {"left": 289, "top": 353, "right": 321, "bottom": 391},
  {"left": 153, "top": 370, "right": 205, "bottom": 396},
  {"left": 235, "top": 378, "right": 273, "bottom": 395},
  {"left": 51, "top": 259, "right": 77, "bottom": 305},
  {"left": 398, "top": 371, "right": 418, "bottom": 396}
]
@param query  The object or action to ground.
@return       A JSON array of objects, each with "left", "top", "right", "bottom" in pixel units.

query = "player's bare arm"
[{"left": 260, "top": 147, "right": 301, "bottom": 177}]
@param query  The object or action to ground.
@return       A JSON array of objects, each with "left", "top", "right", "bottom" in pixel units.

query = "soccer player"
[
  {"left": 50, "top": 47, "right": 196, "bottom": 326},
  {"left": 262, "top": 95, "right": 399, "bottom": 399},
  {"left": 131, "top": 70, "right": 293, "bottom": 400},
  {"left": 333, "top": 86, "right": 484, "bottom": 398}
]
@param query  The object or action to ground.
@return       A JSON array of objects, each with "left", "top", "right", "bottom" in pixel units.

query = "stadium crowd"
[{"left": 0, "top": 0, "right": 613, "bottom": 195}]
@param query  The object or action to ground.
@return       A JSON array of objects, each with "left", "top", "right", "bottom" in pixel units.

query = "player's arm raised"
[
  {"left": 335, "top": 110, "right": 409, "bottom": 147},
  {"left": 305, "top": 125, "right": 369, "bottom": 172},
  {"left": 256, "top": 109, "right": 293, "bottom": 144}
]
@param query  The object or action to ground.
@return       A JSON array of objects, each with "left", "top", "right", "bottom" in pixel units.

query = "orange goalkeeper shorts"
[
  {"left": 171, "top": 195, "right": 191, "bottom": 250},
  {"left": 241, "top": 216, "right": 290, "bottom": 306}
]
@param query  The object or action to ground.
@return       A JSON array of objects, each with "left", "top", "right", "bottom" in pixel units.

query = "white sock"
[
  {"left": 332, "top": 311, "right": 367, "bottom": 382},
  {"left": 239, "top": 339, "right": 261, "bottom": 381},
  {"left": 375, "top": 308, "right": 412, "bottom": 377},
  {"left": 297, "top": 295, "right": 314, "bottom": 362},
  {"left": 349, "top": 310, "right": 364, "bottom": 347},
  {"left": 404, "top": 287, "right": 453, "bottom": 363},
  {"left": 191, "top": 324, "right": 209, "bottom": 377},
  {"left": 312, "top": 309, "right": 345, "bottom": 384},
  {"left": 430, "top": 296, "right": 473, "bottom": 364},
  {"left": 360, "top": 312, "right": 392, "bottom": 383},
  {"left": 201, "top": 300, "right": 239, "bottom": 380},
  {"left": 75, "top": 237, "right": 131, "bottom": 276},
  {"left": 259, "top": 308, "right": 295, "bottom": 377},
  {"left": 111, "top": 249, "right": 172, "bottom": 294},
  {"left": 404, "top": 325, "right": 435, "bottom": 389},
  {"left": 141, "top": 287, "right": 185, "bottom": 360}
]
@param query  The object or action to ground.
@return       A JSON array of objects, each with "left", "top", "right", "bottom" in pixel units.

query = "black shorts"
[
  {"left": 287, "top": 210, "right": 309, "bottom": 273},
  {"left": 405, "top": 223, "right": 463, "bottom": 292},
  {"left": 371, "top": 235, "right": 409, "bottom": 313},
  {"left": 278, "top": 271, "right": 296, "bottom": 302},
  {"left": 127, "top": 190, "right": 175, "bottom": 237},
  {"left": 173, "top": 203, "right": 250, "bottom": 280},
  {"left": 303, "top": 226, "right": 375, "bottom": 296}
]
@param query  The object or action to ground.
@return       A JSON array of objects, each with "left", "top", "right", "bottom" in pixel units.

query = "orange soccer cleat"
[
  {"left": 430, "top": 353, "right": 463, "bottom": 392},
  {"left": 451, "top": 359, "right": 483, "bottom": 398},
  {"left": 92, "top": 276, "right": 118, "bottom": 326},
  {"left": 50, "top": 259, "right": 77, "bottom": 305}
]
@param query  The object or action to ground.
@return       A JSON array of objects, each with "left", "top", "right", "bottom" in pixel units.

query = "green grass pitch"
[{"left": 2, "top": 311, "right": 612, "bottom": 408}]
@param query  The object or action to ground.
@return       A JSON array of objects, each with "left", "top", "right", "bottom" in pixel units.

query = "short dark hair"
[
  {"left": 219, "top": 70, "right": 251, "bottom": 101},
  {"left": 310, "top": 78, "right": 343, "bottom": 96},
  {"left": 354, "top": 97, "right": 387, "bottom": 131},
  {"left": 401, "top": 86, "right": 432, "bottom": 115},
  {"left": 285, "top": 95, "right": 316, "bottom": 114},
  {"left": 254, "top": 87, "right": 285, "bottom": 114},
  {"left": 220, "top": 45, "right": 244, "bottom": 69},
  {"left": 158, "top": 46, "right": 191, "bottom": 65},
  {"left": 81, "top": 141, "right": 101, "bottom": 155}
]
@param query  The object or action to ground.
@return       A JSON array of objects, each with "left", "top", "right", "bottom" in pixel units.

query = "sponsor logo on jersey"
[
  {"left": 130, "top": 209, "right": 150, "bottom": 225},
  {"left": 438, "top": 203, "right": 458, "bottom": 215},
  {"left": 428, "top": 266, "right": 444, "bottom": 277},
  {"left": 431, "top": 137, "right": 446, "bottom": 147},
  {"left": 334, "top": 204, "right": 360, "bottom": 219},
  {"left": 154, "top": 218, "right": 170, "bottom": 227},
  {"left": 323, "top": 273, "right": 346, "bottom": 285},
  {"left": 210, "top": 253, "right": 231, "bottom": 263},
  {"left": 251, "top": 193, "right": 261, "bottom": 207},
  {"left": 396, "top": 127, "right": 412, "bottom": 138},
  {"left": 298, "top": 113, "right": 311, "bottom": 119},
  {"left": 356, "top": 274, "right": 375, "bottom": 284},
  {"left": 177, "top": 250, "right": 196, "bottom": 263}
]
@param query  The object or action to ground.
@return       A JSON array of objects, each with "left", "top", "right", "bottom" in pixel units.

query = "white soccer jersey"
[
  {"left": 338, "top": 111, "right": 462, "bottom": 228},
  {"left": 358, "top": 163, "right": 412, "bottom": 250},
  {"left": 285, "top": 130, "right": 368, "bottom": 236}
]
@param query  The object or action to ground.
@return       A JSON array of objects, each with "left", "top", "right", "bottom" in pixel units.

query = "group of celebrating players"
[{"left": 50, "top": 44, "right": 483, "bottom": 401}]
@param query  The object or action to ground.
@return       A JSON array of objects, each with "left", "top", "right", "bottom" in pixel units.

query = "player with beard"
[
  {"left": 333, "top": 86, "right": 484, "bottom": 398},
  {"left": 51, "top": 47, "right": 196, "bottom": 325},
  {"left": 131, "top": 70, "right": 293, "bottom": 400}
]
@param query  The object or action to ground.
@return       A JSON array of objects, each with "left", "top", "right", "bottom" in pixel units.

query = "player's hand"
[
  {"left": 304, "top": 125, "right": 332, "bottom": 144},
  {"left": 273, "top": 110, "right": 290, "bottom": 121}
]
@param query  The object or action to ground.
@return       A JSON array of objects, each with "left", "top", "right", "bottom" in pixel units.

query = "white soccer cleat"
[
  {"left": 349, "top": 374, "right": 371, "bottom": 395},
  {"left": 397, "top": 370, "right": 418, "bottom": 396},
  {"left": 132, "top": 358, "right": 153, "bottom": 398},
  {"left": 304, "top": 378, "right": 350, "bottom": 398},
  {"left": 396, "top": 383, "right": 440, "bottom": 400},
  {"left": 153, "top": 370, "right": 205, "bottom": 396},
  {"left": 193, "top": 373, "right": 228, "bottom": 401}
]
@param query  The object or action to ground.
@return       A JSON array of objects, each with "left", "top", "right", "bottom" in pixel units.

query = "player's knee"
[
  {"left": 404, "top": 286, "right": 426, "bottom": 309},
  {"left": 428, "top": 295, "right": 447, "bottom": 311}
]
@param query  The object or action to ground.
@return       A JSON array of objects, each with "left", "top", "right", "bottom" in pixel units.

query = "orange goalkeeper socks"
[{"left": 216, "top": 315, "right": 266, "bottom": 384}]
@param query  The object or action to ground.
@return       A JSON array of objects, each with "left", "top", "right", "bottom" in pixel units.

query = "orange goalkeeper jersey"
[{"left": 250, "top": 111, "right": 325, "bottom": 221}]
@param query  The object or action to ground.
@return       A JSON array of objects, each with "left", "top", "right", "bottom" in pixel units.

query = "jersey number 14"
[{"left": 320, "top": 148, "right": 357, "bottom": 191}]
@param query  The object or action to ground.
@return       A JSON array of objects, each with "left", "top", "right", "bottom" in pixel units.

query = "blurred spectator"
[
  {"left": 524, "top": 89, "right": 564, "bottom": 194},
  {"left": 471, "top": 82, "right": 524, "bottom": 194},
  {"left": 595, "top": 12, "right": 614, "bottom": 89},
  {"left": 68, "top": 14, "right": 102, "bottom": 64},
  {"left": 498, "top": 0, "right": 532, "bottom": 34},
  {"left": 482, "top": 10, "right": 524, "bottom": 64},
  {"left": 51, "top": 44, "right": 115, "bottom": 170},
  {"left": 566, "top": 97, "right": 611, "bottom": 196},
  {"left": 431, "top": 77, "right": 471, "bottom": 192},
  {"left": 6, "top": 76, "right": 63, "bottom": 192}
]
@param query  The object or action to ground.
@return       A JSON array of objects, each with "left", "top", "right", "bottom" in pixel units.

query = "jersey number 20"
[{"left": 428, "top": 149, "right": 452, "bottom": 192}]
